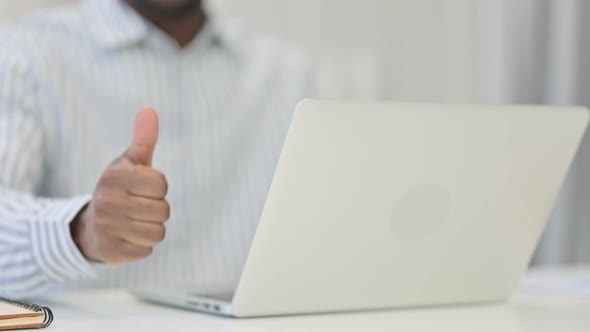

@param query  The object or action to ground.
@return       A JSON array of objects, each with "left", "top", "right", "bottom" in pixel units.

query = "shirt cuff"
[{"left": 29, "top": 195, "right": 97, "bottom": 282}]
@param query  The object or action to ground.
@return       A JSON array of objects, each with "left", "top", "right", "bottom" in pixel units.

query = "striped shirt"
[{"left": 0, "top": 0, "right": 312, "bottom": 299}]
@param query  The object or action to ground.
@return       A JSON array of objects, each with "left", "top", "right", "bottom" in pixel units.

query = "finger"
[
  {"left": 127, "top": 166, "right": 168, "bottom": 199},
  {"left": 125, "top": 108, "right": 159, "bottom": 166},
  {"left": 126, "top": 196, "right": 170, "bottom": 223},
  {"left": 109, "top": 239, "right": 153, "bottom": 267},
  {"left": 121, "top": 221, "right": 166, "bottom": 247}
]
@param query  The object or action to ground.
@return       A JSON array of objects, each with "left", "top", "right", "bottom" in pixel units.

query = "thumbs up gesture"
[{"left": 71, "top": 108, "right": 170, "bottom": 266}]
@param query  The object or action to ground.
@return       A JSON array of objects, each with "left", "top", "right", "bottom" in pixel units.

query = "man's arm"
[
  {"left": 0, "top": 190, "right": 96, "bottom": 299},
  {"left": 0, "top": 45, "right": 98, "bottom": 298},
  {"left": 0, "top": 108, "right": 171, "bottom": 299},
  {"left": 0, "top": 35, "right": 170, "bottom": 299}
]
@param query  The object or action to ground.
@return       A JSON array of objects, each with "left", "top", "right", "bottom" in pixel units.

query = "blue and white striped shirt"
[{"left": 0, "top": 0, "right": 312, "bottom": 299}]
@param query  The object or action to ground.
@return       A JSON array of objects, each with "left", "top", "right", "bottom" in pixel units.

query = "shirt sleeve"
[
  {"left": 0, "top": 30, "right": 96, "bottom": 299},
  {"left": 0, "top": 191, "right": 96, "bottom": 299}
]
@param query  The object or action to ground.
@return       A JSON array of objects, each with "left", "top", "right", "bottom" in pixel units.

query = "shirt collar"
[{"left": 83, "top": 0, "right": 237, "bottom": 53}]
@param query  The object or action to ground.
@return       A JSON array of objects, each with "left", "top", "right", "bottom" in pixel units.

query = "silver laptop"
[{"left": 134, "top": 100, "right": 589, "bottom": 317}]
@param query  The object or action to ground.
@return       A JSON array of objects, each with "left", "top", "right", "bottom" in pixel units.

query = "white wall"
[
  {"left": 0, "top": 0, "right": 72, "bottom": 20},
  {"left": 209, "top": 0, "right": 479, "bottom": 102}
]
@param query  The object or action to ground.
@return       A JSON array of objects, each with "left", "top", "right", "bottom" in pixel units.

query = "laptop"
[{"left": 134, "top": 100, "right": 589, "bottom": 317}]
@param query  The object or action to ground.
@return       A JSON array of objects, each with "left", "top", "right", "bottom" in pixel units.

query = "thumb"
[{"left": 126, "top": 108, "right": 159, "bottom": 166}]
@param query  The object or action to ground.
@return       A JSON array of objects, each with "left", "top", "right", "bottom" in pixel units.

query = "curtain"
[{"left": 477, "top": 0, "right": 590, "bottom": 264}]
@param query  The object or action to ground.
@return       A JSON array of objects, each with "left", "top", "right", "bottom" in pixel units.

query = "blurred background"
[{"left": 1, "top": 0, "right": 589, "bottom": 265}]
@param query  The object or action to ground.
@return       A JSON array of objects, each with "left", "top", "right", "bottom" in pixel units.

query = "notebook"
[{"left": 0, "top": 298, "right": 53, "bottom": 330}]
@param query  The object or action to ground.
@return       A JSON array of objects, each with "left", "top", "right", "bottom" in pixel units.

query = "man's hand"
[{"left": 71, "top": 108, "right": 170, "bottom": 266}]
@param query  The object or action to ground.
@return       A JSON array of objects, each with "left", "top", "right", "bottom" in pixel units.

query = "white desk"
[{"left": 42, "top": 266, "right": 590, "bottom": 332}]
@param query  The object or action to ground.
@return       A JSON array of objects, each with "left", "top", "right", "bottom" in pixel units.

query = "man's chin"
[{"left": 128, "top": 0, "right": 202, "bottom": 18}]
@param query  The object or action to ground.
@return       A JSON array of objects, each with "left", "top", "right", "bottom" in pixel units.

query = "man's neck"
[{"left": 125, "top": 1, "right": 206, "bottom": 48}]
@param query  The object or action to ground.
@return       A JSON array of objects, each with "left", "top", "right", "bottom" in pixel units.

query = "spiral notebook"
[{"left": 0, "top": 298, "right": 53, "bottom": 330}]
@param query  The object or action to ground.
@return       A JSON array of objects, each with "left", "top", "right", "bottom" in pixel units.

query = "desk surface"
[{"left": 43, "top": 266, "right": 590, "bottom": 332}]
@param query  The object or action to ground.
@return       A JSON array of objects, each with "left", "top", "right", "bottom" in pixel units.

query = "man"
[{"left": 0, "top": 0, "right": 312, "bottom": 298}]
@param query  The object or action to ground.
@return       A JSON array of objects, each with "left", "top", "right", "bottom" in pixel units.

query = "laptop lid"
[{"left": 230, "top": 100, "right": 589, "bottom": 317}]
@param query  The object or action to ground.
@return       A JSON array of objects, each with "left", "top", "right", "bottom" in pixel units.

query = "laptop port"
[
  {"left": 187, "top": 301, "right": 201, "bottom": 307},
  {"left": 213, "top": 305, "right": 220, "bottom": 311}
]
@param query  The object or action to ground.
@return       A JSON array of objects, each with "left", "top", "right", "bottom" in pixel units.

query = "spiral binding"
[{"left": 0, "top": 297, "right": 54, "bottom": 328}]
